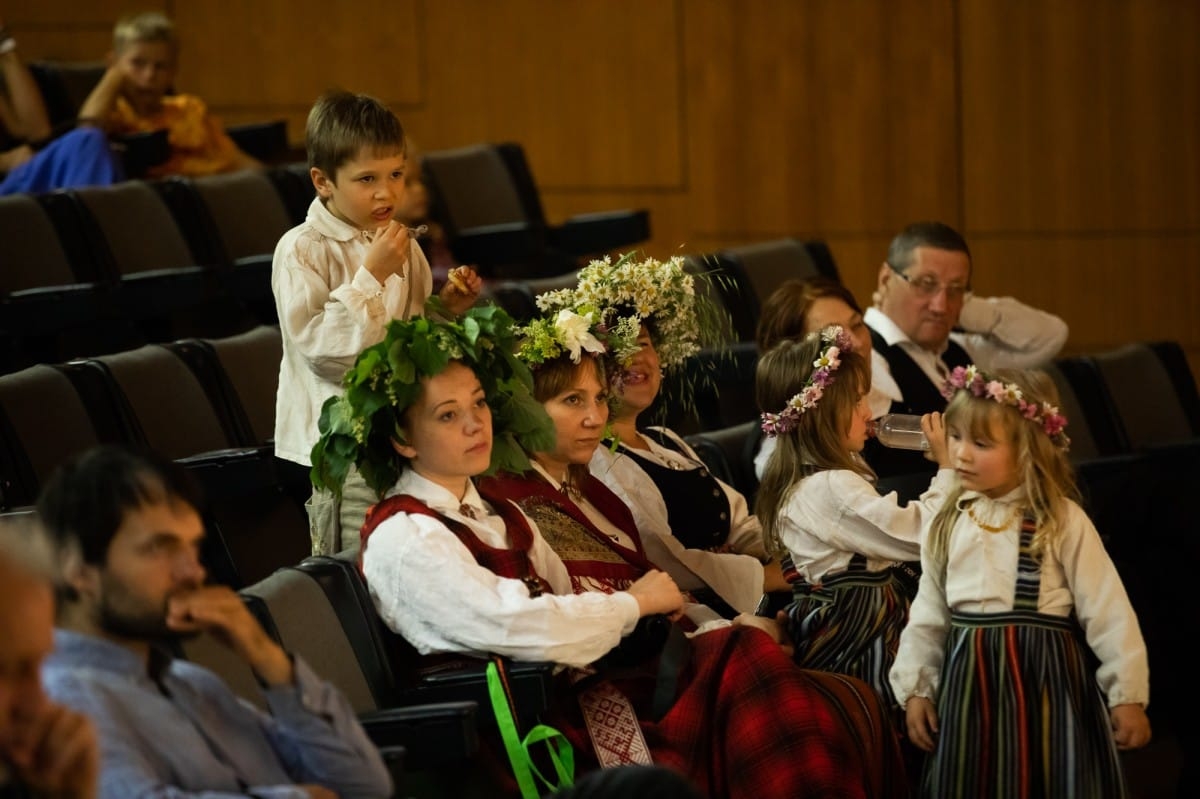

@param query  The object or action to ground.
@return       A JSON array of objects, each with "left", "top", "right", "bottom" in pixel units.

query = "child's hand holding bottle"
[{"left": 921, "top": 411, "right": 951, "bottom": 468}]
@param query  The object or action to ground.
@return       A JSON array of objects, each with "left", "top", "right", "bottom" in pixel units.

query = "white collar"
[
  {"left": 305, "top": 196, "right": 370, "bottom": 243},
  {"left": 864, "top": 306, "right": 950, "bottom": 359}
]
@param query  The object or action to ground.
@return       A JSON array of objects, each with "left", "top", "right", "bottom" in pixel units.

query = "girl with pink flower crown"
[
  {"left": 889, "top": 365, "right": 1152, "bottom": 798},
  {"left": 752, "top": 326, "right": 953, "bottom": 717}
]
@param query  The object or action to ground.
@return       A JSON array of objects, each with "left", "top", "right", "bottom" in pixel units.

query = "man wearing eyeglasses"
[{"left": 863, "top": 221, "right": 1068, "bottom": 483}]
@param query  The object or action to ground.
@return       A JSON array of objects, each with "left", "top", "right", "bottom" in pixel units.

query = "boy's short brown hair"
[
  {"left": 113, "top": 10, "right": 178, "bottom": 55},
  {"left": 306, "top": 90, "right": 407, "bottom": 179}
]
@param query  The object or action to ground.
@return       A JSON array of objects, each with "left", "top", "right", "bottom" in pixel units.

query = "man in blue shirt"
[{"left": 37, "top": 446, "right": 392, "bottom": 799}]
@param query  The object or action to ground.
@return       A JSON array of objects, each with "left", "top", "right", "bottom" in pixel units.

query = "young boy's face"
[
  {"left": 312, "top": 148, "right": 409, "bottom": 231},
  {"left": 112, "top": 40, "right": 177, "bottom": 113}
]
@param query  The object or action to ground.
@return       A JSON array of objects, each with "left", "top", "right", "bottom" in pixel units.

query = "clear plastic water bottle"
[{"left": 871, "top": 413, "right": 929, "bottom": 451}]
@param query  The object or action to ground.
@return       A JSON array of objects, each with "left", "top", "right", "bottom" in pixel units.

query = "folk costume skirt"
[
  {"left": 549, "top": 624, "right": 908, "bottom": 799},
  {"left": 922, "top": 610, "right": 1127, "bottom": 799},
  {"left": 786, "top": 556, "right": 912, "bottom": 710}
]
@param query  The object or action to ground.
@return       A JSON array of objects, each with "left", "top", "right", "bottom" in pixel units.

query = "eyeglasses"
[{"left": 887, "top": 262, "right": 970, "bottom": 301}]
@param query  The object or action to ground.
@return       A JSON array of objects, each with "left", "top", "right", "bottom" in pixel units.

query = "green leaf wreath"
[{"left": 310, "top": 300, "right": 556, "bottom": 498}]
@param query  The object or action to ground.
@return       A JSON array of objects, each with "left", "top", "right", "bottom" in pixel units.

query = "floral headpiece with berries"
[
  {"left": 760, "top": 325, "right": 855, "bottom": 437},
  {"left": 515, "top": 306, "right": 641, "bottom": 370},
  {"left": 535, "top": 252, "right": 723, "bottom": 369},
  {"left": 310, "top": 301, "right": 555, "bottom": 498},
  {"left": 941, "top": 365, "right": 1071, "bottom": 449}
]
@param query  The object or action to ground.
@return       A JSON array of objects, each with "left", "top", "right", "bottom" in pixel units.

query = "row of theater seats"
[
  {"left": 0, "top": 165, "right": 316, "bottom": 374},
  {"left": 0, "top": 325, "right": 306, "bottom": 588}
]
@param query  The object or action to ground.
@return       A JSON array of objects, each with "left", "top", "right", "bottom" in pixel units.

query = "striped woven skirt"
[
  {"left": 922, "top": 610, "right": 1127, "bottom": 798},
  {"left": 786, "top": 565, "right": 911, "bottom": 709}
]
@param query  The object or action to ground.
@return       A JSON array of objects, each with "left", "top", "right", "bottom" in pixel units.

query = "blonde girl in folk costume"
[
  {"left": 753, "top": 325, "right": 954, "bottom": 713},
  {"left": 889, "top": 365, "right": 1151, "bottom": 798}
]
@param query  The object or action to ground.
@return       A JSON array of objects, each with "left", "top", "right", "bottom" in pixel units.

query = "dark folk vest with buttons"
[{"left": 628, "top": 428, "right": 732, "bottom": 552}]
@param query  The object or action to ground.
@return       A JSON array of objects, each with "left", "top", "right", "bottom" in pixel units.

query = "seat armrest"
[
  {"left": 449, "top": 222, "right": 545, "bottom": 268},
  {"left": 549, "top": 208, "right": 650, "bottom": 256},
  {"left": 112, "top": 129, "right": 170, "bottom": 178},
  {"left": 404, "top": 659, "right": 555, "bottom": 735},
  {"left": 226, "top": 119, "right": 289, "bottom": 163},
  {"left": 359, "top": 701, "right": 479, "bottom": 768}
]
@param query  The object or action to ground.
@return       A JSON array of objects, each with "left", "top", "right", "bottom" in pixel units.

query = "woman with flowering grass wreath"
[
  {"left": 312, "top": 306, "right": 908, "bottom": 799},
  {"left": 889, "top": 365, "right": 1150, "bottom": 798},
  {"left": 539, "top": 253, "right": 783, "bottom": 618},
  {"left": 476, "top": 307, "right": 908, "bottom": 799},
  {"left": 753, "top": 326, "right": 953, "bottom": 721}
]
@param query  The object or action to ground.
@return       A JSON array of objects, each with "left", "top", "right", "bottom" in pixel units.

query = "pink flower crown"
[
  {"left": 941, "top": 365, "right": 1071, "bottom": 449},
  {"left": 760, "top": 325, "right": 855, "bottom": 437}
]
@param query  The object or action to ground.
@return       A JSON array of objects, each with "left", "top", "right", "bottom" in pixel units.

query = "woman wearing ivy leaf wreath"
[{"left": 311, "top": 304, "right": 908, "bottom": 799}]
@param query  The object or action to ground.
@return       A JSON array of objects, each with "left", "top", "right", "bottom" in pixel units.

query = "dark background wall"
[{"left": 14, "top": 0, "right": 1199, "bottom": 372}]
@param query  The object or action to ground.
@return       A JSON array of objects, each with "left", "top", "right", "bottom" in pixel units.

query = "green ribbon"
[{"left": 486, "top": 660, "right": 574, "bottom": 798}]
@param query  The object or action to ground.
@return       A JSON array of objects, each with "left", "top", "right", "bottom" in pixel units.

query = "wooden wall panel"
[
  {"left": 5, "top": 1, "right": 147, "bottom": 28},
  {"left": 174, "top": 0, "right": 422, "bottom": 109},
  {"left": 969, "top": 235, "right": 1200, "bottom": 348},
  {"left": 961, "top": 0, "right": 1200, "bottom": 232},
  {"left": 682, "top": 0, "right": 960, "bottom": 239},
  {"left": 416, "top": 0, "right": 682, "bottom": 189},
  {"left": 8, "top": 0, "right": 1199, "bottom": 375},
  {"left": 8, "top": 2, "right": 152, "bottom": 61}
]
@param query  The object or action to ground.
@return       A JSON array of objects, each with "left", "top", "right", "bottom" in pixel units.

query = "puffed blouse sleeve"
[
  {"left": 361, "top": 508, "right": 640, "bottom": 669},
  {"left": 1055, "top": 501, "right": 1150, "bottom": 708}
]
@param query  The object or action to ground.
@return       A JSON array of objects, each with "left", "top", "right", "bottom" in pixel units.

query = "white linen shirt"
[
  {"left": 361, "top": 470, "right": 641, "bottom": 669},
  {"left": 272, "top": 197, "right": 433, "bottom": 465},
  {"left": 777, "top": 467, "right": 954, "bottom": 584},
  {"left": 590, "top": 431, "right": 768, "bottom": 615},
  {"left": 889, "top": 489, "right": 1150, "bottom": 710},
  {"left": 865, "top": 294, "right": 1069, "bottom": 408}
]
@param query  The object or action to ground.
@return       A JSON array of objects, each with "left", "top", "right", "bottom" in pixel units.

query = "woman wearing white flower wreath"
[
  {"left": 752, "top": 324, "right": 953, "bottom": 738},
  {"left": 539, "top": 253, "right": 787, "bottom": 618}
]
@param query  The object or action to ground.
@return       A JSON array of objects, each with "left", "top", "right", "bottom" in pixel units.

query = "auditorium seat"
[
  {"left": 684, "top": 253, "right": 758, "bottom": 344},
  {"left": 157, "top": 171, "right": 294, "bottom": 324},
  {"left": 718, "top": 238, "right": 836, "bottom": 309},
  {"left": 650, "top": 341, "right": 760, "bottom": 436},
  {"left": 488, "top": 269, "right": 582, "bottom": 322},
  {"left": 165, "top": 325, "right": 283, "bottom": 449},
  {"left": 306, "top": 551, "right": 555, "bottom": 739},
  {"left": 0, "top": 364, "right": 121, "bottom": 510},
  {"left": 57, "top": 344, "right": 244, "bottom": 459},
  {"left": 421, "top": 141, "right": 649, "bottom": 279},
  {"left": 53, "top": 182, "right": 255, "bottom": 341},
  {"left": 266, "top": 162, "right": 317, "bottom": 225},
  {"left": 0, "top": 193, "right": 142, "bottom": 373},
  {"left": 177, "top": 446, "right": 310, "bottom": 589}
]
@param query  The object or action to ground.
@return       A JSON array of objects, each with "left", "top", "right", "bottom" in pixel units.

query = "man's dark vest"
[{"left": 864, "top": 324, "right": 971, "bottom": 483}]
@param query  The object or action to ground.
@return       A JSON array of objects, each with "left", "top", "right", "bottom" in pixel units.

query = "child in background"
[
  {"left": 77, "top": 10, "right": 258, "bottom": 178},
  {"left": 0, "top": 18, "right": 122, "bottom": 194},
  {"left": 890, "top": 365, "right": 1151, "bottom": 797},
  {"left": 272, "top": 89, "right": 481, "bottom": 556},
  {"left": 394, "top": 138, "right": 474, "bottom": 291},
  {"left": 753, "top": 325, "right": 953, "bottom": 712}
]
